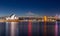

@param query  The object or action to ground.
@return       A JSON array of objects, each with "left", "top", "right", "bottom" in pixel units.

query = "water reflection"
[
  {"left": 6, "top": 22, "right": 18, "bottom": 36},
  {"left": 0, "top": 21, "right": 60, "bottom": 36},
  {"left": 6, "top": 22, "right": 8, "bottom": 36},
  {"left": 46, "top": 22, "right": 55, "bottom": 36},
  {"left": 55, "top": 21, "right": 58, "bottom": 36},
  {"left": 0, "top": 22, "right": 5, "bottom": 36},
  {"left": 18, "top": 22, "right": 28, "bottom": 36}
]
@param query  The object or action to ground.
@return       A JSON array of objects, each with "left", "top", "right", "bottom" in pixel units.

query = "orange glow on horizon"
[{"left": 44, "top": 16, "right": 47, "bottom": 22}]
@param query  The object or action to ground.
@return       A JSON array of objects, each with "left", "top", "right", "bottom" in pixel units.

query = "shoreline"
[{"left": 0, "top": 19, "right": 56, "bottom": 22}]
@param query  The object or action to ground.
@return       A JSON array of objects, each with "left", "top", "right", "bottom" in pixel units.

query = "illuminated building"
[{"left": 6, "top": 14, "right": 19, "bottom": 20}]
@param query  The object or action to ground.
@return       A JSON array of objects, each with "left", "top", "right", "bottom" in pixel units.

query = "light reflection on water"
[{"left": 0, "top": 22, "right": 60, "bottom": 36}]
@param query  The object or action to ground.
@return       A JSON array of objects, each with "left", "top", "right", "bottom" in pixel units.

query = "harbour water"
[{"left": 0, "top": 21, "right": 60, "bottom": 36}]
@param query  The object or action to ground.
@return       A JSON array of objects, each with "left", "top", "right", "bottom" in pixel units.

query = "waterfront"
[{"left": 0, "top": 21, "right": 60, "bottom": 36}]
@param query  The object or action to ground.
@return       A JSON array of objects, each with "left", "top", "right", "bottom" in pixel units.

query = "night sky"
[{"left": 0, "top": 0, "right": 60, "bottom": 16}]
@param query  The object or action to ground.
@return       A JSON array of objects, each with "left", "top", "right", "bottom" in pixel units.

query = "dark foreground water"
[{"left": 0, "top": 21, "right": 60, "bottom": 36}]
